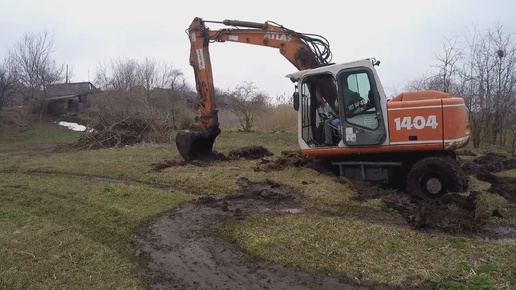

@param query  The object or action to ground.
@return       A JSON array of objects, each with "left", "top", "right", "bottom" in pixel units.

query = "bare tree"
[
  {"left": 226, "top": 81, "right": 268, "bottom": 132},
  {"left": 404, "top": 73, "right": 443, "bottom": 91},
  {"left": 110, "top": 58, "right": 140, "bottom": 92},
  {"left": 433, "top": 36, "right": 464, "bottom": 93},
  {"left": 94, "top": 58, "right": 186, "bottom": 93},
  {"left": 459, "top": 24, "right": 516, "bottom": 147},
  {"left": 273, "top": 93, "right": 293, "bottom": 106},
  {"left": 138, "top": 57, "right": 187, "bottom": 102},
  {"left": 405, "top": 24, "right": 516, "bottom": 148},
  {"left": 0, "top": 57, "right": 18, "bottom": 112},
  {"left": 93, "top": 61, "right": 111, "bottom": 91},
  {"left": 8, "top": 30, "right": 65, "bottom": 113},
  {"left": 489, "top": 26, "right": 516, "bottom": 146},
  {"left": 92, "top": 57, "right": 193, "bottom": 131}
]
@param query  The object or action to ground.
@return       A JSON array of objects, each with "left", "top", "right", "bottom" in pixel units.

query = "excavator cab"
[{"left": 291, "top": 58, "right": 388, "bottom": 149}]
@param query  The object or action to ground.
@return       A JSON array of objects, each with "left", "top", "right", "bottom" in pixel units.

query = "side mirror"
[{"left": 293, "top": 91, "right": 299, "bottom": 111}]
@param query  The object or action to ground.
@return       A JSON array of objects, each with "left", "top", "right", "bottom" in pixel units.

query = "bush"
[
  {"left": 47, "top": 100, "right": 67, "bottom": 117},
  {"left": 257, "top": 104, "right": 297, "bottom": 132},
  {"left": 70, "top": 91, "right": 196, "bottom": 149},
  {"left": 0, "top": 107, "right": 32, "bottom": 132}
]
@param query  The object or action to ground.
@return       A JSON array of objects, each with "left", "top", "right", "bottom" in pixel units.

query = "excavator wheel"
[
  {"left": 406, "top": 156, "right": 465, "bottom": 200},
  {"left": 175, "top": 127, "right": 221, "bottom": 161}
]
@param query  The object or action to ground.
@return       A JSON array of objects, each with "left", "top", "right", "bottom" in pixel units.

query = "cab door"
[{"left": 336, "top": 68, "right": 386, "bottom": 146}]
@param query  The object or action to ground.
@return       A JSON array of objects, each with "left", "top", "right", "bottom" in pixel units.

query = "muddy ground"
[
  {"left": 132, "top": 177, "right": 370, "bottom": 290},
  {"left": 135, "top": 148, "right": 516, "bottom": 290}
]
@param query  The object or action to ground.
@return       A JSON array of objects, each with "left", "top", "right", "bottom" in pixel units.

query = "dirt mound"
[
  {"left": 488, "top": 177, "right": 516, "bottom": 203},
  {"left": 152, "top": 146, "right": 273, "bottom": 171},
  {"left": 228, "top": 145, "right": 274, "bottom": 160},
  {"left": 461, "top": 154, "right": 516, "bottom": 202},
  {"left": 152, "top": 147, "right": 333, "bottom": 173},
  {"left": 253, "top": 150, "right": 333, "bottom": 174},
  {"left": 133, "top": 177, "right": 367, "bottom": 290},
  {"left": 228, "top": 146, "right": 274, "bottom": 159},
  {"left": 151, "top": 151, "right": 230, "bottom": 171},
  {"left": 382, "top": 192, "right": 480, "bottom": 234},
  {"left": 471, "top": 152, "right": 516, "bottom": 172},
  {"left": 196, "top": 177, "right": 306, "bottom": 212},
  {"left": 348, "top": 152, "right": 516, "bottom": 235},
  {"left": 348, "top": 180, "right": 482, "bottom": 234}
]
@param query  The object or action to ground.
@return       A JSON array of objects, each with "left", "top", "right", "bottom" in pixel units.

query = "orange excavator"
[
  {"left": 175, "top": 17, "right": 329, "bottom": 161},
  {"left": 176, "top": 17, "right": 470, "bottom": 199}
]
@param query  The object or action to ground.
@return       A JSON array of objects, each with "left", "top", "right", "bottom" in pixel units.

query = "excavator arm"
[{"left": 176, "top": 17, "right": 332, "bottom": 161}]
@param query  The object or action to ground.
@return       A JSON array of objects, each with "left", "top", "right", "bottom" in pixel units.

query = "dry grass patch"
[
  {"left": 1, "top": 130, "right": 302, "bottom": 197},
  {"left": 0, "top": 172, "right": 196, "bottom": 290},
  {"left": 217, "top": 213, "right": 516, "bottom": 289},
  {"left": 497, "top": 169, "right": 516, "bottom": 178}
]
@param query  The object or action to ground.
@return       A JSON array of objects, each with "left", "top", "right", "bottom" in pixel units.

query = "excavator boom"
[{"left": 175, "top": 17, "right": 331, "bottom": 161}]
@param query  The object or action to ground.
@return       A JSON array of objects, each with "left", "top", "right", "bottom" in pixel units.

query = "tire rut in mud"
[
  {"left": 132, "top": 177, "right": 369, "bottom": 290},
  {"left": 349, "top": 152, "right": 516, "bottom": 238},
  {"left": 135, "top": 149, "right": 516, "bottom": 289}
]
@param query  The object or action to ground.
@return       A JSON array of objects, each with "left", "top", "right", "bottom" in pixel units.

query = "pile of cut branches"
[{"left": 70, "top": 112, "right": 170, "bottom": 150}]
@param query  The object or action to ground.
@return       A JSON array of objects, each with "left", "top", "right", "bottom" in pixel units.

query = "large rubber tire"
[{"left": 406, "top": 156, "right": 465, "bottom": 200}]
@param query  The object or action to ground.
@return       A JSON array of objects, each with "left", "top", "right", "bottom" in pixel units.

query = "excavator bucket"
[{"left": 175, "top": 127, "right": 221, "bottom": 161}]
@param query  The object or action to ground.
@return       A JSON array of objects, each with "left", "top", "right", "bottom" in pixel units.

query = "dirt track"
[
  {"left": 134, "top": 149, "right": 516, "bottom": 289},
  {"left": 132, "top": 178, "right": 369, "bottom": 290}
]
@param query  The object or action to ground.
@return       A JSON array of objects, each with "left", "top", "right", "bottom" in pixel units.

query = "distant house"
[{"left": 46, "top": 82, "right": 99, "bottom": 115}]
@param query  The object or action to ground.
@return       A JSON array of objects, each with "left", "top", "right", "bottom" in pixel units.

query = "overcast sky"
[{"left": 1, "top": 0, "right": 515, "bottom": 99}]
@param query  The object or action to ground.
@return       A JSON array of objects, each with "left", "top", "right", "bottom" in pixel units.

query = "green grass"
[
  {"left": 0, "top": 124, "right": 197, "bottom": 289},
  {"left": 0, "top": 123, "right": 82, "bottom": 148},
  {"left": 0, "top": 122, "right": 515, "bottom": 289},
  {"left": 215, "top": 213, "right": 516, "bottom": 288},
  {"left": 0, "top": 172, "right": 196, "bottom": 290}
]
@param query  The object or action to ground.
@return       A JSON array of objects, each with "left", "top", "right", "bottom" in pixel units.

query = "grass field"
[{"left": 0, "top": 123, "right": 515, "bottom": 289}]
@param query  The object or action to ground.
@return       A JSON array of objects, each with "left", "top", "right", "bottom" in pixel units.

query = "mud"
[
  {"left": 136, "top": 148, "right": 516, "bottom": 289},
  {"left": 228, "top": 145, "right": 274, "bottom": 160},
  {"left": 456, "top": 149, "right": 478, "bottom": 157},
  {"left": 347, "top": 152, "right": 516, "bottom": 236},
  {"left": 253, "top": 152, "right": 512, "bottom": 235},
  {"left": 461, "top": 153, "right": 516, "bottom": 202},
  {"left": 253, "top": 150, "right": 333, "bottom": 175},
  {"left": 384, "top": 192, "right": 480, "bottom": 233},
  {"left": 348, "top": 179, "right": 481, "bottom": 234},
  {"left": 132, "top": 178, "right": 368, "bottom": 290},
  {"left": 152, "top": 146, "right": 273, "bottom": 171}
]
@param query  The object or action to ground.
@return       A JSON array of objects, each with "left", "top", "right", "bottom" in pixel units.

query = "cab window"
[{"left": 338, "top": 71, "right": 378, "bottom": 129}]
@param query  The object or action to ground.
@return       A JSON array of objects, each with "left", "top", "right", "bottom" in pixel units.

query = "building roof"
[{"left": 46, "top": 82, "right": 99, "bottom": 100}]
